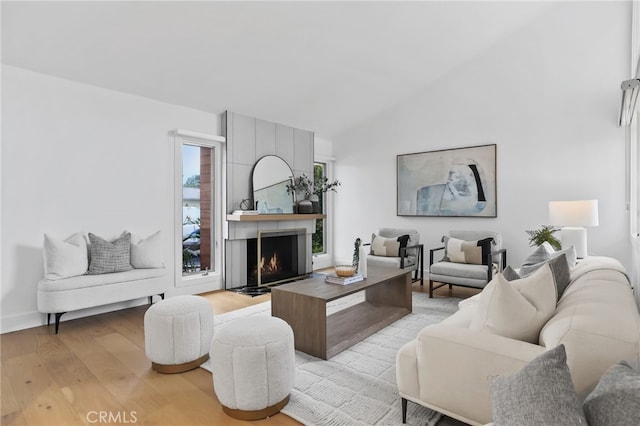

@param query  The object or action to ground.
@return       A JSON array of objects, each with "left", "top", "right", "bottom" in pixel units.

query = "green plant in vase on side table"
[{"left": 525, "top": 225, "right": 561, "bottom": 250}]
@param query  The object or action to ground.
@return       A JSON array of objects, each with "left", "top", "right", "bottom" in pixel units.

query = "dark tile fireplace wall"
[{"left": 223, "top": 111, "right": 315, "bottom": 289}]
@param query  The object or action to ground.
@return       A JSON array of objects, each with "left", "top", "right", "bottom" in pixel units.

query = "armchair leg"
[
  {"left": 429, "top": 280, "right": 434, "bottom": 298},
  {"left": 419, "top": 245, "right": 424, "bottom": 286},
  {"left": 401, "top": 398, "right": 407, "bottom": 423}
]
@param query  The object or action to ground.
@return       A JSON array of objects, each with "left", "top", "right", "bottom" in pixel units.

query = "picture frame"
[{"left": 397, "top": 144, "right": 497, "bottom": 217}]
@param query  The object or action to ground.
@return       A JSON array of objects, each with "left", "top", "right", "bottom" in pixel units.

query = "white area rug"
[{"left": 203, "top": 292, "right": 460, "bottom": 426}]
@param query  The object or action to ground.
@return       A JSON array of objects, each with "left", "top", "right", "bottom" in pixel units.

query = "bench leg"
[
  {"left": 54, "top": 312, "right": 65, "bottom": 334},
  {"left": 149, "top": 294, "right": 166, "bottom": 304},
  {"left": 401, "top": 398, "right": 407, "bottom": 423}
]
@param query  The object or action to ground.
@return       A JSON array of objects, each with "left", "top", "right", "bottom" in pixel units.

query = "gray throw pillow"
[
  {"left": 548, "top": 254, "right": 571, "bottom": 300},
  {"left": 555, "top": 246, "right": 577, "bottom": 269},
  {"left": 489, "top": 344, "right": 587, "bottom": 426},
  {"left": 519, "top": 244, "right": 553, "bottom": 276},
  {"left": 583, "top": 361, "right": 640, "bottom": 426},
  {"left": 502, "top": 265, "right": 521, "bottom": 281},
  {"left": 88, "top": 232, "right": 133, "bottom": 274}
]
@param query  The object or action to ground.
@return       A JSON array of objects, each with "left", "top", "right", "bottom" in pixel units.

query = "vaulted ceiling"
[{"left": 2, "top": 1, "right": 555, "bottom": 138}]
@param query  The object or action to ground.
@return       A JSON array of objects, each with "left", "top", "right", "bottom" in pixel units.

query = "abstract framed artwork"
[{"left": 397, "top": 144, "right": 497, "bottom": 217}]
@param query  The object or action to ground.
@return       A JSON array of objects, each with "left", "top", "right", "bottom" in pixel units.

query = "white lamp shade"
[{"left": 548, "top": 200, "right": 599, "bottom": 227}]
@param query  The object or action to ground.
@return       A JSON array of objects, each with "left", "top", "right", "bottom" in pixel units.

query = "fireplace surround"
[{"left": 223, "top": 111, "right": 316, "bottom": 290}]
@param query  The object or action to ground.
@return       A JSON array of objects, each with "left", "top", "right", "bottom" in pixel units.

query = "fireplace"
[{"left": 246, "top": 229, "right": 307, "bottom": 287}]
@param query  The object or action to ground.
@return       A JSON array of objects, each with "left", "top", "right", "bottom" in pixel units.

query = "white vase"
[{"left": 358, "top": 245, "right": 367, "bottom": 278}]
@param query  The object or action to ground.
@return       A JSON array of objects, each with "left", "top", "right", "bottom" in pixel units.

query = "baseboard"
[{"left": 1, "top": 298, "right": 151, "bottom": 334}]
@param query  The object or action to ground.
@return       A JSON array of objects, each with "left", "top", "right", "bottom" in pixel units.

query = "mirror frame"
[{"left": 251, "top": 155, "right": 294, "bottom": 214}]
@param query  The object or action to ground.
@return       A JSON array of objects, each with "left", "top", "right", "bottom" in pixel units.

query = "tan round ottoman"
[
  {"left": 144, "top": 295, "right": 214, "bottom": 373},
  {"left": 211, "top": 316, "right": 294, "bottom": 420}
]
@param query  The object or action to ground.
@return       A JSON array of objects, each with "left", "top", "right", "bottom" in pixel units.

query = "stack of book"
[
  {"left": 232, "top": 210, "right": 259, "bottom": 215},
  {"left": 325, "top": 273, "right": 364, "bottom": 285}
]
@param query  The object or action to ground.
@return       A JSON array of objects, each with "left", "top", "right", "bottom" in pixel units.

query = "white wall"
[
  {"left": 332, "top": 2, "right": 634, "bottom": 274},
  {"left": 1, "top": 65, "right": 221, "bottom": 332}
]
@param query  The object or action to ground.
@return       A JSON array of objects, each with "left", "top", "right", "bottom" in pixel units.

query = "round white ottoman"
[
  {"left": 144, "top": 295, "right": 214, "bottom": 374},
  {"left": 211, "top": 316, "right": 294, "bottom": 420}
]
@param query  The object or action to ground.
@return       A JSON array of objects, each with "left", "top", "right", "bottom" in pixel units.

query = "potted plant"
[
  {"left": 286, "top": 173, "right": 340, "bottom": 213},
  {"left": 525, "top": 225, "right": 561, "bottom": 250}
]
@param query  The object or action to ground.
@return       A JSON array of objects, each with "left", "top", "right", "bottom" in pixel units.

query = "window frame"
[
  {"left": 312, "top": 156, "right": 336, "bottom": 270},
  {"left": 173, "top": 130, "right": 225, "bottom": 291}
]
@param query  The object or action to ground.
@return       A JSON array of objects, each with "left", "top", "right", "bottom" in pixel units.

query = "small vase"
[
  {"left": 309, "top": 194, "right": 320, "bottom": 214},
  {"left": 298, "top": 199, "right": 313, "bottom": 214}
]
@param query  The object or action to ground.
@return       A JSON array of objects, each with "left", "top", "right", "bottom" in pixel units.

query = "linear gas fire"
[{"left": 246, "top": 228, "right": 307, "bottom": 287}]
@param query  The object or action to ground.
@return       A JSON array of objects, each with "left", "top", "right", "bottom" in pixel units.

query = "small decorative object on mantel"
[
  {"left": 240, "top": 198, "right": 253, "bottom": 211},
  {"left": 286, "top": 173, "right": 341, "bottom": 214},
  {"left": 297, "top": 199, "right": 313, "bottom": 214},
  {"left": 526, "top": 225, "right": 561, "bottom": 250}
]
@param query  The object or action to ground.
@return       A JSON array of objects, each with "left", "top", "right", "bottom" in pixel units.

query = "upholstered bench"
[
  {"left": 144, "top": 295, "right": 214, "bottom": 373},
  {"left": 38, "top": 268, "right": 166, "bottom": 333},
  {"left": 211, "top": 316, "right": 294, "bottom": 420},
  {"left": 37, "top": 230, "right": 167, "bottom": 333}
]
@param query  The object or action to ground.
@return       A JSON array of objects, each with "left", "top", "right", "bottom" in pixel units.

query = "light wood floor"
[{"left": 1, "top": 281, "right": 477, "bottom": 426}]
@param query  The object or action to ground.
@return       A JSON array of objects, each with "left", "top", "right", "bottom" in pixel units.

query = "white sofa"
[
  {"left": 397, "top": 256, "right": 640, "bottom": 426},
  {"left": 37, "top": 231, "right": 167, "bottom": 333}
]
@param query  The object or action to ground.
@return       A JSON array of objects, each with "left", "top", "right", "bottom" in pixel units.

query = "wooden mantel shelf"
[{"left": 226, "top": 213, "right": 326, "bottom": 222}]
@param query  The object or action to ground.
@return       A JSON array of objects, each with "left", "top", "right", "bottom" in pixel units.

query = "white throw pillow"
[
  {"left": 470, "top": 264, "right": 557, "bottom": 343},
  {"left": 130, "top": 230, "right": 164, "bottom": 269},
  {"left": 43, "top": 233, "right": 88, "bottom": 280}
]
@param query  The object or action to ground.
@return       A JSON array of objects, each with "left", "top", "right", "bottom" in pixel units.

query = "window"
[
  {"left": 311, "top": 159, "right": 335, "bottom": 270},
  {"left": 174, "top": 130, "right": 224, "bottom": 290},
  {"left": 182, "top": 144, "right": 213, "bottom": 276},
  {"left": 312, "top": 162, "right": 327, "bottom": 254}
]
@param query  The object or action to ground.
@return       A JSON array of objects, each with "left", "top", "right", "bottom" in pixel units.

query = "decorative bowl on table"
[{"left": 335, "top": 265, "right": 356, "bottom": 277}]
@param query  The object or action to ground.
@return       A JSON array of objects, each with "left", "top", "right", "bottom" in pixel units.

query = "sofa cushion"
[
  {"left": 430, "top": 261, "right": 489, "bottom": 280},
  {"left": 38, "top": 268, "right": 166, "bottom": 292},
  {"left": 43, "top": 233, "right": 88, "bottom": 280},
  {"left": 443, "top": 236, "right": 492, "bottom": 265},
  {"left": 370, "top": 233, "right": 410, "bottom": 257},
  {"left": 582, "top": 361, "right": 640, "bottom": 426},
  {"left": 470, "top": 264, "right": 556, "bottom": 343},
  {"left": 130, "top": 230, "right": 163, "bottom": 269},
  {"left": 489, "top": 344, "right": 587, "bottom": 426},
  {"left": 88, "top": 232, "right": 133, "bottom": 275}
]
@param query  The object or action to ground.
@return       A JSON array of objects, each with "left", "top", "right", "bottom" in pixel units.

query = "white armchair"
[
  {"left": 365, "top": 228, "right": 423, "bottom": 285},
  {"left": 428, "top": 230, "right": 506, "bottom": 298}
]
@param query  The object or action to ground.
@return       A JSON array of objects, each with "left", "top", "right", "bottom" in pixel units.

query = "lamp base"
[{"left": 560, "top": 227, "right": 588, "bottom": 258}]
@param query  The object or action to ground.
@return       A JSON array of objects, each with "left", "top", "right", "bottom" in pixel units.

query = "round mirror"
[{"left": 252, "top": 155, "right": 294, "bottom": 214}]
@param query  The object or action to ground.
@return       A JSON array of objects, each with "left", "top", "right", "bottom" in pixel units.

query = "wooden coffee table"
[{"left": 271, "top": 265, "right": 412, "bottom": 360}]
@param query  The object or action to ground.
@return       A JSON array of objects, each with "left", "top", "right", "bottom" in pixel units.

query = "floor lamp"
[{"left": 548, "top": 200, "right": 599, "bottom": 259}]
